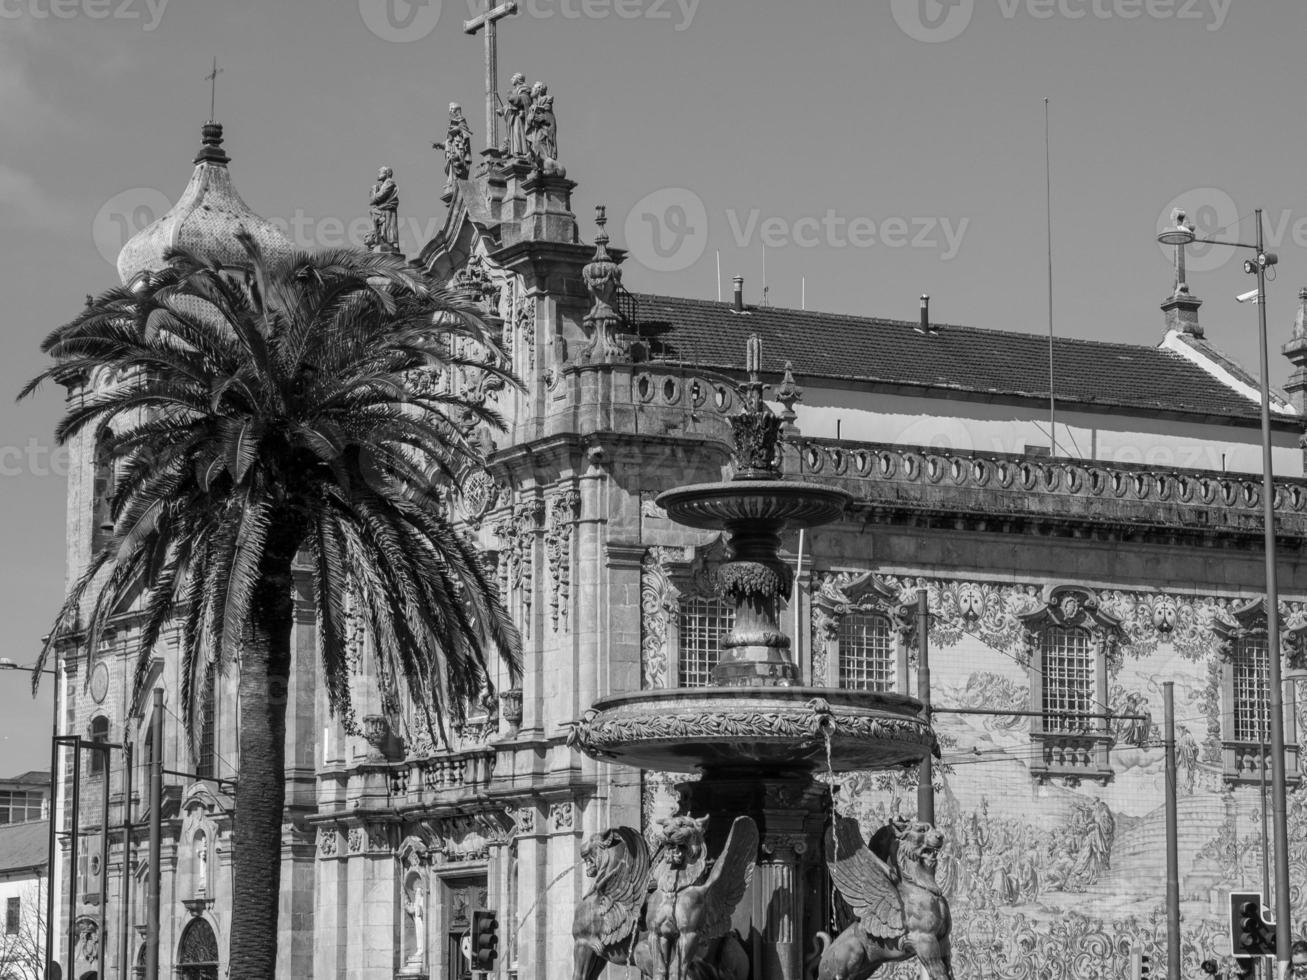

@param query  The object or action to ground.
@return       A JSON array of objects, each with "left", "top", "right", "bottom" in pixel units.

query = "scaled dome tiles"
[{"left": 116, "top": 123, "right": 293, "bottom": 286}]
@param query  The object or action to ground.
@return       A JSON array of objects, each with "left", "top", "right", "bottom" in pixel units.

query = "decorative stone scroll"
[
  {"left": 1016, "top": 584, "right": 1127, "bottom": 673},
  {"left": 546, "top": 487, "right": 582, "bottom": 633},
  {"left": 494, "top": 496, "right": 545, "bottom": 639},
  {"left": 640, "top": 547, "right": 679, "bottom": 690}
]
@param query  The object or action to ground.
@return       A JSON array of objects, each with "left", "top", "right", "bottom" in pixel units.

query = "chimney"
[
  {"left": 733, "top": 276, "right": 745, "bottom": 313},
  {"left": 915, "top": 294, "right": 939, "bottom": 335},
  {"left": 1281, "top": 287, "right": 1307, "bottom": 414}
]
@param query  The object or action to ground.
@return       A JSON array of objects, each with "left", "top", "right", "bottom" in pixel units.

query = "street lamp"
[
  {"left": 1157, "top": 209, "right": 1293, "bottom": 968},
  {"left": 0, "top": 658, "right": 61, "bottom": 980}
]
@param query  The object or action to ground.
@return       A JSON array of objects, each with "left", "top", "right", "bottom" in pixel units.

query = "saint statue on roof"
[
  {"left": 433, "top": 103, "right": 474, "bottom": 194},
  {"left": 368, "top": 166, "right": 399, "bottom": 252}
]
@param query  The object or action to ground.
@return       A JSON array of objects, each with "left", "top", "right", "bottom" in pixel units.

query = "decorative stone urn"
[{"left": 361, "top": 714, "right": 390, "bottom": 763}]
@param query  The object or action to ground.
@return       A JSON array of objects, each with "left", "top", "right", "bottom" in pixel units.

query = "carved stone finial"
[
  {"left": 776, "top": 360, "right": 803, "bottom": 426},
  {"left": 582, "top": 205, "right": 628, "bottom": 363},
  {"left": 731, "top": 333, "right": 782, "bottom": 479},
  {"left": 367, "top": 166, "right": 400, "bottom": 253}
]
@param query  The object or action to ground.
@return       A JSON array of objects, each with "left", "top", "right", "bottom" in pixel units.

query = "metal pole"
[
  {"left": 1253, "top": 208, "right": 1293, "bottom": 967},
  {"left": 1260, "top": 732, "right": 1270, "bottom": 902},
  {"left": 144, "top": 690, "right": 163, "bottom": 980},
  {"left": 97, "top": 746, "right": 109, "bottom": 980},
  {"left": 44, "top": 744, "right": 59, "bottom": 978},
  {"left": 119, "top": 742, "right": 132, "bottom": 980},
  {"left": 1163, "top": 683, "right": 1181, "bottom": 980},
  {"left": 916, "top": 590, "right": 934, "bottom": 825},
  {"left": 44, "top": 679, "right": 60, "bottom": 978},
  {"left": 67, "top": 739, "right": 80, "bottom": 978}
]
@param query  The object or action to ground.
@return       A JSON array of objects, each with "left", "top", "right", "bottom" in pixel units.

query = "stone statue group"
[
  {"left": 571, "top": 813, "right": 955, "bottom": 980},
  {"left": 434, "top": 74, "right": 562, "bottom": 193},
  {"left": 364, "top": 75, "right": 562, "bottom": 253}
]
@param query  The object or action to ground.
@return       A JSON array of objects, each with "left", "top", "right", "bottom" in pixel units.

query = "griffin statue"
[
  {"left": 571, "top": 815, "right": 758, "bottom": 980},
  {"left": 813, "top": 816, "right": 955, "bottom": 980}
]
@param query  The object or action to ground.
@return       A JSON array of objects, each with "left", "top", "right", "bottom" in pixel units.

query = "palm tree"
[{"left": 22, "top": 237, "right": 521, "bottom": 978}]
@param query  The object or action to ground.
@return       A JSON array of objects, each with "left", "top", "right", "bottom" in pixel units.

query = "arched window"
[
  {"left": 89, "top": 716, "right": 110, "bottom": 777},
  {"left": 837, "top": 612, "right": 895, "bottom": 691},
  {"left": 677, "top": 595, "right": 734, "bottom": 687},
  {"left": 196, "top": 667, "right": 216, "bottom": 781},
  {"left": 91, "top": 429, "right": 115, "bottom": 552},
  {"left": 177, "top": 917, "right": 220, "bottom": 980}
]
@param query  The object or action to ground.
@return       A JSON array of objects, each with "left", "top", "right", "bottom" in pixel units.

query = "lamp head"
[
  {"left": 1158, "top": 225, "right": 1197, "bottom": 246},
  {"left": 0, "top": 659, "right": 15, "bottom": 671}
]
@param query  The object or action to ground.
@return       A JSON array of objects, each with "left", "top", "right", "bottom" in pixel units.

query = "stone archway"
[{"left": 176, "top": 918, "right": 220, "bottom": 980}]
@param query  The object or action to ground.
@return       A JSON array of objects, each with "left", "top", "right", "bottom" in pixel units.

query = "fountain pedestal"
[{"left": 679, "top": 771, "right": 829, "bottom": 980}]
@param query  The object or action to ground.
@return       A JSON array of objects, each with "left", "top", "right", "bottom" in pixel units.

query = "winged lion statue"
[
  {"left": 570, "top": 815, "right": 758, "bottom": 980},
  {"left": 813, "top": 815, "right": 955, "bottom": 980}
]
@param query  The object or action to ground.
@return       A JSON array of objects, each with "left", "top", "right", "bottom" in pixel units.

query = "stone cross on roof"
[
  {"left": 205, "top": 56, "right": 223, "bottom": 123},
  {"left": 464, "top": 0, "right": 518, "bottom": 154}
]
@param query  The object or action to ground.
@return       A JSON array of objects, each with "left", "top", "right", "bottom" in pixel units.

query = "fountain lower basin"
[{"left": 568, "top": 686, "right": 934, "bottom": 773}]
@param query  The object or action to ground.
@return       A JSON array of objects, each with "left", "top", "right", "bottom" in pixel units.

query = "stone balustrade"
[{"left": 796, "top": 439, "right": 1307, "bottom": 537}]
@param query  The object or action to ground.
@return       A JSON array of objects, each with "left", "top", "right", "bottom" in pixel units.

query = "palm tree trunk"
[{"left": 227, "top": 520, "right": 302, "bottom": 979}]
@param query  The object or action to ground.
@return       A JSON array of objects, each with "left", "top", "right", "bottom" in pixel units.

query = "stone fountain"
[{"left": 569, "top": 336, "right": 937, "bottom": 980}]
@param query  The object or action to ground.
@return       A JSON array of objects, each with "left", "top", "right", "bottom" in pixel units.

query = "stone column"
[{"left": 679, "top": 772, "right": 829, "bottom": 980}]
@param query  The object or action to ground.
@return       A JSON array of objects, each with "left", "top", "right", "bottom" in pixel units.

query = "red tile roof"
[{"left": 630, "top": 294, "right": 1278, "bottom": 422}]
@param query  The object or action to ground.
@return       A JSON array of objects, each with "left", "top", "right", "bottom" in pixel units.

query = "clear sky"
[{"left": 2, "top": 0, "right": 1305, "bottom": 772}]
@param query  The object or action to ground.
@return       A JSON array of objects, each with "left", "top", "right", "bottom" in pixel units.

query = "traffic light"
[
  {"left": 1130, "top": 945, "right": 1151, "bottom": 980},
  {"left": 470, "top": 908, "right": 499, "bottom": 973},
  {"left": 1230, "top": 891, "right": 1275, "bottom": 957}
]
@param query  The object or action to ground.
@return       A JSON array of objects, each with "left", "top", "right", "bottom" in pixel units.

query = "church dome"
[{"left": 116, "top": 122, "right": 294, "bottom": 285}]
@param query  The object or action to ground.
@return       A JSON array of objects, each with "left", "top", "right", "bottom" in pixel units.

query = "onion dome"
[{"left": 116, "top": 122, "right": 293, "bottom": 285}]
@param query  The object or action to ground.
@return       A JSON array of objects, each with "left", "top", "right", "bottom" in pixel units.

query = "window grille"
[
  {"left": 5, "top": 897, "right": 18, "bottom": 935},
  {"left": 1041, "top": 626, "right": 1094, "bottom": 733},
  {"left": 677, "top": 595, "right": 734, "bottom": 687},
  {"left": 1233, "top": 635, "right": 1270, "bottom": 743},
  {"left": 838, "top": 612, "right": 895, "bottom": 691}
]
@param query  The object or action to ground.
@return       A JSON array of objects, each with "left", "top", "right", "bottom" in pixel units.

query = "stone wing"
[
  {"left": 700, "top": 816, "right": 760, "bottom": 940},
  {"left": 596, "top": 826, "right": 652, "bottom": 946},
  {"left": 826, "top": 815, "right": 904, "bottom": 941}
]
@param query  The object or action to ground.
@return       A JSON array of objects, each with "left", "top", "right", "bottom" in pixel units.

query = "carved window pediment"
[
  {"left": 811, "top": 571, "right": 913, "bottom": 642},
  {"left": 1210, "top": 596, "right": 1307, "bottom": 668},
  {"left": 1018, "top": 584, "right": 1126, "bottom": 672}
]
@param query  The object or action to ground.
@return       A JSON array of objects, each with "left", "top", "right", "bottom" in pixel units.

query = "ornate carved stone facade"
[{"left": 546, "top": 487, "right": 581, "bottom": 632}]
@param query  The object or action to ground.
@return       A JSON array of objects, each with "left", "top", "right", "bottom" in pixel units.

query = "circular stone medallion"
[{"left": 90, "top": 662, "right": 109, "bottom": 704}]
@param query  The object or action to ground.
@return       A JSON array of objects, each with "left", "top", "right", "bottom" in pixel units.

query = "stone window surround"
[
  {"left": 1212, "top": 599, "right": 1303, "bottom": 787},
  {"left": 809, "top": 570, "right": 912, "bottom": 692}
]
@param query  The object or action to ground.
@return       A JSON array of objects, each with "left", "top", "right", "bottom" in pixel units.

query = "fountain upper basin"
[
  {"left": 656, "top": 480, "right": 851, "bottom": 530},
  {"left": 568, "top": 687, "right": 934, "bottom": 774}
]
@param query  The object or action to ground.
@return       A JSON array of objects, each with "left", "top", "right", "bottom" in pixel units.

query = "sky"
[{"left": 1, "top": 0, "right": 1306, "bottom": 772}]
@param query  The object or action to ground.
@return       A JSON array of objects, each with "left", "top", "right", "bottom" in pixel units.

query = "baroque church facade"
[{"left": 47, "top": 97, "right": 1307, "bottom": 978}]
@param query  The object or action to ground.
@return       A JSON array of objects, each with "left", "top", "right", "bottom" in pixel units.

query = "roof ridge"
[{"left": 629, "top": 292, "right": 1180, "bottom": 356}]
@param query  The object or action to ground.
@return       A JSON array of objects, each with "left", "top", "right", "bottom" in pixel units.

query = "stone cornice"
[{"left": 799, "top": 439, "right": 1307, "bottom": 543}]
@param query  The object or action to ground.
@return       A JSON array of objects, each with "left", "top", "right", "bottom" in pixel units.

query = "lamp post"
[
  {"left": 0, "top": 658, "right": 61, "bottom": 980},
  {"left": 1158, "top": 210, "right": 1293, "bottom": 968}
]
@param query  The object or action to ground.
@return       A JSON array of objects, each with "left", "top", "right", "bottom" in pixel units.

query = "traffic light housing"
[
  {"left": 471, "top": 908, "right": 499, "bottom": 973},
  {"left": 1230, "top": 891, "right": 1275, "bottom": 957},
  {"left": 1131, "top": 946, "right": 1152, "bottom": 980}
]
